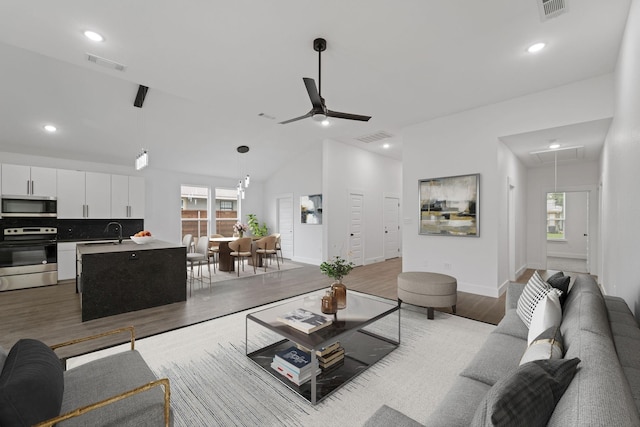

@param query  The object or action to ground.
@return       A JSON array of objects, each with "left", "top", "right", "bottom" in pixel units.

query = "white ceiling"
[{"left": 0, "top": 1, "right": 630, "bottom": 181}]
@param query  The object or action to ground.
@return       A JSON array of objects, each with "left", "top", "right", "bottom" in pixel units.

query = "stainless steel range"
[{"left": 0, "top": 226, "right": 58, "bottom": 291}]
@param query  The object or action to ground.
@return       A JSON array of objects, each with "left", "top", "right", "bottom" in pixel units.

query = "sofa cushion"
[
  {"left": 425, "top": 376, "right": 492, "bottom": 426},
  {"left": 0, "top": 339, "right": 64, "bottom": 427},
  {"left": 363, "top": 405, "right": 423, "bottom": 427},
  {"left": 461, "top": 333, "right": 527, "bottom": 386},
  {"left": 528, "top": 291, "right": 562, "bottom": 345},
  {"left": 61, "top": 349, "right": 166, "bottom": 427},
  {"left": 470, "top": 358, "right": 580, "bottom": 427},
  {"left": 517, "top": 271, "right": 560, "bottom": 328},
  {"left": 520, "top": 326, "right": 563, "bottom": 365},
  {"left": 492, "top": 309, "right": 528, "bottom": 341}
]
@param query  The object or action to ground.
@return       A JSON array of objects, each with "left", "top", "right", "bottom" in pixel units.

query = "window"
[
  {"left": 547, "top": 192, "right": 565, "bottom": 240},
  {"left": 215, "top": 188, "right": 239, "bottom": 237},
  {"left": 181, "top": 185, "right": 209, "bottom": 241}
]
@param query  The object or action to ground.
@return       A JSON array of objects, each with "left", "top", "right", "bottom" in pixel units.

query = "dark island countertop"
[
  {"left": 76, "top": 239, "right": 187, "bottom": 321},
  {"left": 76, "top": 239, "right": 184, "bottom": 255}
]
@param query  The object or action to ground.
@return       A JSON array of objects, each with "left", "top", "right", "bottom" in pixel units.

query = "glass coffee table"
[{"left": 246, "top": 290, "right": 400, "bottom": 404}]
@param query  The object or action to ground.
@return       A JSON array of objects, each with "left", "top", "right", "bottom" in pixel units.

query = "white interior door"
[
  {"left": 349, "top": 192, "right": 364, "bottom": 266},
  {"left": 277, "top": 195, "right": 294, "bottom": 259},
  {"left": 384, "top": 196, "right": 400, "bottom": 259}
]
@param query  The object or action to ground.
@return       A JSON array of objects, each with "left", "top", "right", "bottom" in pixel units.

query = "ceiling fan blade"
[
  {"left": 278, "top": 111, "right": 313, "bottom": 125},
  {"left": 303, "top": 78, "right": 324, "bottom": 110},
  {"left": 326, "top": 110, "right": 372, "bottom": 122}
]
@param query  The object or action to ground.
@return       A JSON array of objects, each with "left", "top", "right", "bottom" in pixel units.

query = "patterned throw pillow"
[
  {"left": 520, "top": 326, "right": 564, "bottom": 365},
  {"left": 471, "top": 358, "right": 581, "bottom": 427},
  {"left": 517, "top": 271, "right": 562, "bottom": 328}
]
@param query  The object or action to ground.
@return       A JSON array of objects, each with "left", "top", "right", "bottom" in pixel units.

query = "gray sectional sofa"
[{"left": 365, "top": 274, "right": 640, "bottom": 426}]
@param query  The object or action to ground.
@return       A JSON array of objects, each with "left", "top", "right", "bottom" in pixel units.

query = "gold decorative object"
[{"left": 331, "top": 281, "right": 347, "bottom": 309}]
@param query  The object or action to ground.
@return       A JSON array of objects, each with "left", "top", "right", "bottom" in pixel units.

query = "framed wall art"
[
  {"left": 300, "top": 194, "right": 322, "bottom": 224},
  {"left": 419, "top": 173, "right": 479, "bottom": 236}
]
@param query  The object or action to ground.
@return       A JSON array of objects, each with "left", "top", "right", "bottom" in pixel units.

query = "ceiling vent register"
[
  {"left": 356, "top": 131, "right": 393, "bottom": 144},
  {"left": 538, "top": 0, "right": 568, "bottom": 21},
  {"left": 86, "top": 54, "right": 126, "bottom": 72}
]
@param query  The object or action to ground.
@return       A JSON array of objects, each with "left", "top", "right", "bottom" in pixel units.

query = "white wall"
[
  {"left": 527, "top": 162, "right": 599, "bottom": 273},
  {"left": 262, "top": 144, "right": 324, "bottom": 264},
  {"left": 546, "top": 191, "right": 589, "bottom": 259},
  {"left": 323, "top": 139, "right": 402, "bottom": 265},
  {"left": 262, "top": 140, "right": 402, "bottom": 266},
  {"left": 0, "top": 151, "right": 259, "bottom": 244},
  {"left": 403, "top": 74, "right": 614, "bottom": 297},
  {"left": 600, "top": 0, "right": 640, "bottom": 317},
  {"left": 497, "top": 140, "right": 528, "bottom": 284}
]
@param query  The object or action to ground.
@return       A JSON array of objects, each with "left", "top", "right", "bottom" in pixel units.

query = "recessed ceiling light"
[
  {"left": 84, "top": 30, "right": 104, "bottom": 42},
  {"left": 321, "top": 119, "right": 330, "bottom": 127},
  {"left": 43, "top": 124, "right": 57, "bottom": 133},
  {"left": 549, "top": 143, "right": 560, "bottom": 149},
  {"left": 527, "top": 42, "right": 546, "bottom": 53},
  {"left": 383, "top": 143, "right": 390, "bottom": 149}
]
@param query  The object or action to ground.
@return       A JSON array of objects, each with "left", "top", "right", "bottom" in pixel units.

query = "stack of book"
[
  {"left": 316, "top": 342, "right": 345, "bottom": 370},
  {"left": 271, "top": 346, "right": 320, "bottom": 386},
  {"left": 297, "top": 341, "right": 346, "bottom": 371}
]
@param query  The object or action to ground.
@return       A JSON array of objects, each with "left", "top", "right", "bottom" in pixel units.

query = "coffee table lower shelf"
[{"left": 247, "top": 329, "right": 398, "bottom": 404}]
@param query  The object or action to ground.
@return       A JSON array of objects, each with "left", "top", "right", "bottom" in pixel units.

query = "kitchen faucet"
[{"left": 104, "top": 222, "right": 123, "bottom": 243}]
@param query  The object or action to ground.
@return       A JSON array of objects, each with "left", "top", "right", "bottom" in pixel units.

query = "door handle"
[{"left": 350, "top": 233, "right": 354, "bottom": 236}]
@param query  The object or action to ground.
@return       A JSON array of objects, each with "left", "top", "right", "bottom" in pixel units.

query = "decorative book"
[
  {"left": 274, "top": 346, "right": 318, "bottom": 374},
  {"left": 277, "top": 308, "right": 333, "bottom": 334}
]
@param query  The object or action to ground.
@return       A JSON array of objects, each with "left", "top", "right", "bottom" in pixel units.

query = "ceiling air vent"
[
  {"left": 86, "top": 53, "right": 126, "bottom": 72},
  {"left": 538, "top": 0, "right": 568, "bottom": 21},
  {"left": 355, "top": 131, "right": 394, "bottom": 144}
]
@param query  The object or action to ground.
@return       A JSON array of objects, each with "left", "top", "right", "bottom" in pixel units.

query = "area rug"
[
  {"left": 68, "top": 292, "right": 495, "bottom": 426},
  {"left": 190, "top": 259, "right": 303, "bottom": 286}
]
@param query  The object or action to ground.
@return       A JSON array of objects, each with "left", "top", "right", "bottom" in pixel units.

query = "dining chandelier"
[{"left": 236, "top": 145, "right": 250, "bottom": 199}]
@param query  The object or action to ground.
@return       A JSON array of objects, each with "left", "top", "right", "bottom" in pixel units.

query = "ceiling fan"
[{"left": 279, "top": 38, "right": 371, "bottom": 125}]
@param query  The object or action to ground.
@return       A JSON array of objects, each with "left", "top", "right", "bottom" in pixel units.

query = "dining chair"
[
  {"left": 228, "top": 237, "right": 255, "bottom": 277},
  {"left": 209, "top": 234, "right": 224, "bottom": 273},
  {"left": 182, "top": 234, "right": 193, "bottom": 253},
  {"left": 273, "top": 233, "right": 284, "bottom": 264},
  {"left": 254, "top": 235, "right": 280, "bottom": 272},
  {"left": 187, "top": 236, "right": 212, "bottom": 296}
]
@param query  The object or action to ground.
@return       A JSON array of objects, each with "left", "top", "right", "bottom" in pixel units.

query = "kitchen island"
[{"left": 77, "top": 239, "right": 187, "bottom": 321}]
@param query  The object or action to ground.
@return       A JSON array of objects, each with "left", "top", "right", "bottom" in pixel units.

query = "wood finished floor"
[{"left": 1, "top": 258, "right": 536, "bottom": 359}]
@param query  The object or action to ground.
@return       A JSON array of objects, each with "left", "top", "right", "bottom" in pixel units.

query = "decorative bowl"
[{"left": 130, "top": 235, "right": 154, "bottom": 244}]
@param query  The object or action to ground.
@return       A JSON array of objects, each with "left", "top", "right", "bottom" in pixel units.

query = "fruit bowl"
[{"left": 130, "top": 235, "right": 154, "bottom": 244}]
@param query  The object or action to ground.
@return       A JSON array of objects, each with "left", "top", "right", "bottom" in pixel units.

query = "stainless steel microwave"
[{"left": 1, "top": 196, "right": 57, "bottom": 217}]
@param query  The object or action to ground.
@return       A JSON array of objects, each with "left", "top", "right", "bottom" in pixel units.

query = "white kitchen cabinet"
[
  {"left": 1, "top": 164, "right": 57, "bottom": 197},
  {"left": 57, "top": 170, "right": 111, "bottom": 218},
  {"left": 57, "top": 242, "right": 77, "bottom": 281},
  {"left": 111, "top": 174, "right": 145, "bottom": 218}
]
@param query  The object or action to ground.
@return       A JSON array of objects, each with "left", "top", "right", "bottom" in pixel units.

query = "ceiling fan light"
[{"left": 312, "top": 113, "right": 327, "bottom": 122}]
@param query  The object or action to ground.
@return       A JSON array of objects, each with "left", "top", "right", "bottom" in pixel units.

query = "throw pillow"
[
  {"left": 517, "top": 271, "right": 559, "bottom": 328},
  {"left": 520, "top": 326, "right": 563, "bottom": 365},
  {"left": 547, "top": 272, "right": 571, "bottom": 305},
  {"left": 0, "top": 339, "right": 64, "bottom": 427},
  {"left": 527, "top": 290, "right": 563, "bottom": 345},
  {"left": 471, "top": 358, "right": 581, "bottom": 427}
]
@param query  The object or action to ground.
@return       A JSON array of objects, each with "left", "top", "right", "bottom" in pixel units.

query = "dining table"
[
  {"left": 209, "top": 237, "right": 237, "bottom": 272},
  {"left": 210, "top": 236, "right": 264, "bottom": 272}
]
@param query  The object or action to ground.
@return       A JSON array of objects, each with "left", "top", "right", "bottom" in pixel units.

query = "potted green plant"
[
  {"left": 247, "top": 214, "right": 268, "bottom": 237},
  {"left": 320, "top": 256, "right": 355, "bottom": 309}
]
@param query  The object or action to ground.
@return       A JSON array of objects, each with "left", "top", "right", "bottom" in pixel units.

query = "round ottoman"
[{"left": 397, "top": 272, "right": 457, "bottom": 319}]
